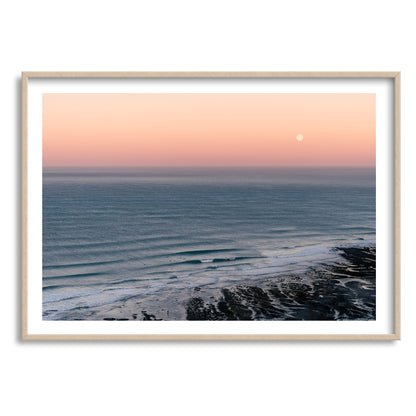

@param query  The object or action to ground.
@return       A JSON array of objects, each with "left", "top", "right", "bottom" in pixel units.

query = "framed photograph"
[{"left": 22, "top": 72, "right": 400, "bottom": 340}]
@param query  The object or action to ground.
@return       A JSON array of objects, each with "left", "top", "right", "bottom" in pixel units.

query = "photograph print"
[{"left": 42, "top": 92, "right": 376, "bottom": 322}]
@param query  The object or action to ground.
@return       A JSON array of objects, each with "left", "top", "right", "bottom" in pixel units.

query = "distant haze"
[{"left": 43, "top": 93, "right": 375, "bottom": 167}]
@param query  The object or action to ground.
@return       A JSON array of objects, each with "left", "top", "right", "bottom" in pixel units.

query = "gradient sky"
[{"left": 43, "top": 93, "right": 375, "bottom": 167}]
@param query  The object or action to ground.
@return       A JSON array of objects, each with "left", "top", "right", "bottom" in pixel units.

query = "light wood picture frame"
[{"left": 22, "top": 72, "right": 400, "bottom": 340}]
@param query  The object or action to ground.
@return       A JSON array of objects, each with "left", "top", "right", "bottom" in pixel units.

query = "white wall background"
[{"left": 1, "top": 1, "right": 414, "bottom": 415}]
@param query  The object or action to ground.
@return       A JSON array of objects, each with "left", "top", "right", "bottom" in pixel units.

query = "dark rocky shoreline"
[{"left": 184, "top": 247, "right": 375, "bottom": 321}]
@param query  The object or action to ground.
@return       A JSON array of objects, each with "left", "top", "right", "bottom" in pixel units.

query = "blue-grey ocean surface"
[{"left": 43, "top": 167, "right": 376, "bottom": 320}]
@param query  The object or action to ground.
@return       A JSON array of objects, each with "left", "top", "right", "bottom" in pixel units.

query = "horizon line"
[{"left": 43, "top": 165, "right": 376, "bottom": 169}]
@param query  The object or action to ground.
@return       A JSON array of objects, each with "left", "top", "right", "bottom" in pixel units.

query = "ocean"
[{"left": 42, "top": 167, "right": 376, "bottom": 320}]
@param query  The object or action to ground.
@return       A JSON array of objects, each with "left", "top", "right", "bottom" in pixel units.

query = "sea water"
[{"left": 42, "top": 167, "right": 375, "bottom": 320}]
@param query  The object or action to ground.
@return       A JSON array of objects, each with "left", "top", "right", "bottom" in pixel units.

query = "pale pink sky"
[{"left": 43, "top": 93, "right": 376, "bottom": 167}]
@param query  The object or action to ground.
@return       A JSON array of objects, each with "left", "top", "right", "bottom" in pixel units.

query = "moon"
[{"left": 296, "top": 134, "right": 304, "bottom": 142}]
